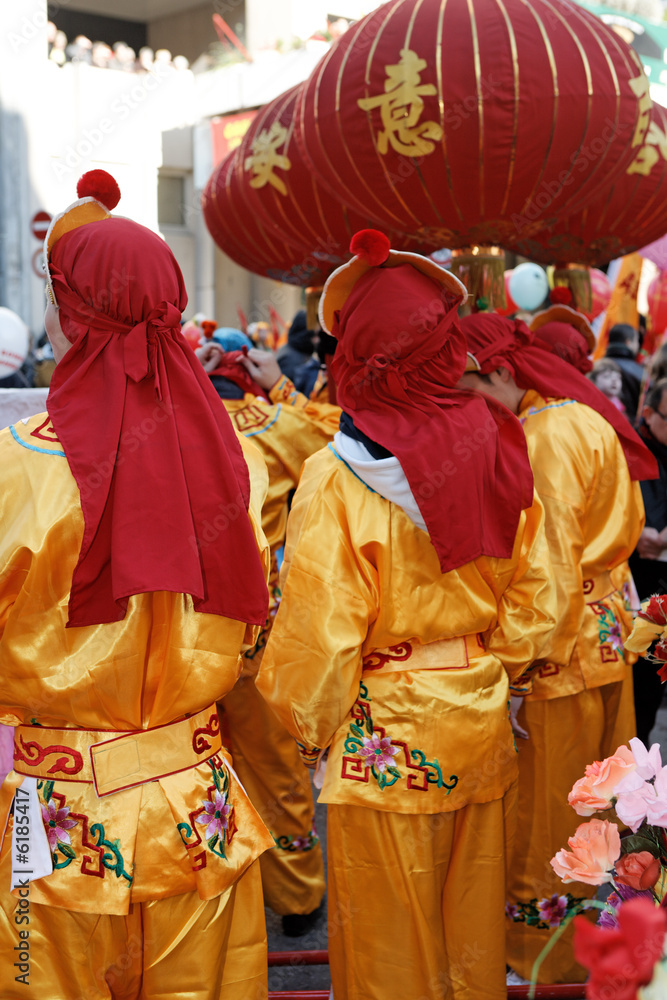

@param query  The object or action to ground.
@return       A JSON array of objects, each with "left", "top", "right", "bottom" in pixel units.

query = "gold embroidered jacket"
[
  {"left": 256, "top": 445, "right": 557, "bottom": 815},
  {"left": 517, "top": 391, "right": 644, "bottom": 701},
  {"left": 0, "top": 413, "right": 275, "bottom": 913}
]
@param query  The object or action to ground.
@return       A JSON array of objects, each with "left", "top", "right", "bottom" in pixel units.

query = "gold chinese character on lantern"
[
  {"left": 357, "top": 48, "right": 443, "bottom": 157},
  {"left": 627, "top": 117, "right": 667, "bottom": 177},
  {"left": 244, "top": 121, "right": 291, "bottom": 196}
]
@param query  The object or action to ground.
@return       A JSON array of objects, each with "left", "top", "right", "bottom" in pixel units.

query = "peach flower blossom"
[
  {"left": 568, "top": 745, "right": 636, "bottom": 817},
  {"left": 551, "top": 819, "right": 621, "bottom": 886}
]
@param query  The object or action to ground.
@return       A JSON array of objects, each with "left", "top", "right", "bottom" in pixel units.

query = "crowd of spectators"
[{"left": 47, "top": 22, "right": 190, "bottom": 73}]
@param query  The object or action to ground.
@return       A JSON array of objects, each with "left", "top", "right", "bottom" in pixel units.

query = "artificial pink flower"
[
  {"left": 538, "top": 894, "right": 569, "bottom": 928},
  {"left": 568, "top": 745, "right": 636, "bottom": 816},
  {"left": 40, "top": 798, "right": 77, "bottom": 852},
  {"left": 645, "top": 766, "right": 667, "bottom": 828},
  {"left": 196, "top": 790, "right": 231, "bottom": 841},
  {"left": 551, "top": 819, "right": 621, "bottom": 886},
  {"left": 630, "top": 738, "right": 663, "bottom": 780},
  {"left": 356, "top": 733, "right": 400, "bottom": 773},
  {"left": 614, "top": 771, "right": 654, "bottom": 832}
]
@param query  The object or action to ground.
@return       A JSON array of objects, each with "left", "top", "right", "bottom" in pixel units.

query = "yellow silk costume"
[
  {"left": 257, "top": 445, "right": 557, "bottom": 999},
  {"left": 220, "top": 375, "right": 337, "bottom": 916},
  {"left": 506, "top": 392, "right": 643, "bottom": 984},
  {"left": 0, "top": 412, "right": 275, "bottom": 998}
]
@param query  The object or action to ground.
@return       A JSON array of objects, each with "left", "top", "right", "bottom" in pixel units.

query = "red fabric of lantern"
[
  {"left": 202, "top": 149, "right": 331, "bottom": 286},
  {"left": 504, "top": 103, "right": 667, "bottom": 266},
  {"left": 233, "top": 84, "right": 432, "bottom": 264},
  {"left": 648, "top": 270, "right": 667, "bottom": 336},
  {"left": 294, "top": 0, "right": 651, "bottom": 250}
]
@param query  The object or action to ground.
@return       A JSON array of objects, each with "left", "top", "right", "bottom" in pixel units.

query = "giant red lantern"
[
  {"left": 202, "top": 149, "right": 331, "bottom": 286},
  {"left": 503, "top": 103, "right": 667, "bottom": 266},
  {"left": 294, "top": 0, "right": 651, "bottom": 250},
  {"left": 233, "top": 84, "right": 432, "bottom": 263}
]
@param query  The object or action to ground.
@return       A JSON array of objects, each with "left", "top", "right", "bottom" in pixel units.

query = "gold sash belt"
[
  {"left": 362, "top": 633, "right": 485, "bottom": 677},
  {"left": 13, "top": 704, "right": 222, "bottom": 797}
]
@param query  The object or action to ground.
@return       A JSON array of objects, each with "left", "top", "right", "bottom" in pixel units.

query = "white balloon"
[
  {"left": 508, "top": 263, "right": 549, "bottom": 312},
  {"left": 0, "top": 308, "right": 30, "bottom": 378}
]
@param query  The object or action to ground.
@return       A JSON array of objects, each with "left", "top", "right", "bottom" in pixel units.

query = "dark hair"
[
  {"left": 608, "top": 324, "right": 638, "bottom": 346},
  {"left": 651, "top": 344, "right": 667, "bottom": 383},
  {"left": 645, "top": 378, "right": 667, "bottom": 412}
]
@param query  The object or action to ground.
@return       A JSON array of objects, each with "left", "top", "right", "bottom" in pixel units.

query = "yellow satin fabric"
[
  {"left": 0, "top": 413, "right": 275, "bottom": 913},
  {"left": 257, "top": 446, "right": 557, "bottom": 815},
  {"left": 224, "top": 379, "right": 339, "bottom": 554},
  {"left": 222, "top": 675, "right": 325, "bottom": 916},
  {"left": 0, "top": 833, "right": 267, "bottom": 999},
  {"left": 327, "top": 784, "right": 517, "bottom": 1000},
  {"left": 220, "top": 380, "right": 334, "bottom": 915},
  {"left": 519, "top": 392, "right": 644, "bottom": 700}
]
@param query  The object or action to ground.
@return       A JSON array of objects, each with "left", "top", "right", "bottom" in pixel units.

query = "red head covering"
[
  {"left": 330, "top": 262, "right": 535, "bottom": 573},
  {"left": 48, "top": 218, "right": 268, "bottom": 628},
  {"left": 532, "top": 321, "right": 593, "bottom": 374},
  {"left": 208, "top": 350, "right": 269, "bottom": 399},
  {"left": 460, "top": 314, "right": 657, "bottom": 481}
]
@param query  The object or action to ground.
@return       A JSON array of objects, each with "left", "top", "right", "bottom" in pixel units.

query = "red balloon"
[
  {"left": 586, "top": 269, "right": 612, "bottom": 321},
  {"left": 504, "top": 103, "right": 667, "bottom": 266},
  {"left": 494, "top": 270, "right": 518, "bottom": 317},
  {"left": 294, "top": 0, "right": 650, "bottom": 249},
  {"left": 648, "top": 271, "right": 667, "bottom": 336}
]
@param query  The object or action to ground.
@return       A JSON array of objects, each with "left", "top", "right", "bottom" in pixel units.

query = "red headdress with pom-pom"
[
  {"left": 44, "top": 168, "right": 122, "bottom": 306},
  {"left": 321, "top": 230, "right": 536, "bottom": 576},
  {"left": 43, "top": 172, "right": 269, "bottom": 628}
]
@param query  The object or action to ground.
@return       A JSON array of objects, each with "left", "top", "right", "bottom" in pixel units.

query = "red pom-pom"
[
  {"left": 76, "top": 170, "right": 121, "bottom": 211},
  {"left": 550, "top": 286, "right": 573, "bottom": 306},
  {"left": 349, "top": 229, "right": 391, "bottom": 266}
]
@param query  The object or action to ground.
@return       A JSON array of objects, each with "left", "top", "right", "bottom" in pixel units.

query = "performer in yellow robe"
[
  {"left": 459, "top": 312, "right": 655, "bottom": 984},
  {"left": 0, "top": 171, "right": 274, "bottom": 1000},
  {"left": 198, "top": 336, "right": 337, "bottom": 929},
  {"left": 257, "top": 230, "right": 557, "bottom": 1000}
]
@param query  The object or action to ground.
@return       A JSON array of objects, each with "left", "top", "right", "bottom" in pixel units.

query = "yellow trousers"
[
  {"left": 0, "top": 838, "right": 267, "bottom": 1000},
  {"left": 507, "top": 673, "right": 636, "bottom": 983},
  {"left": 327, "top": 785, "right": 517, "bottom": 1000},
  {"left": 221, "top": 675, "right": 325, "bottom": 916}
]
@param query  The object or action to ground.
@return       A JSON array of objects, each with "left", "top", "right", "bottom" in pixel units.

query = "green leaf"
[
  {"left": 365, "top": 717, "right": 373, "bottom": 736},
  {"left": 620, "top": 834, "right": 660, "bottom": 858},
  {"left": 207, "top": 834, "right": 219, "bottom": 850},
  {"left": 350, "top": 723, "right": 364, "bottom": 738},
  {"left": 58, "top": 842, "right": 76, "bottom": 859}
]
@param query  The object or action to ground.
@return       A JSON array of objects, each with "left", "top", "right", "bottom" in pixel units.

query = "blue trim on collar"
[
  {"left": 521, "top": 399, "right": 577, "bottom": 423},
  {"left": 9, "top": 424, "right": 66, "bottom": 457},
  {"left": 328, "top": 443, "right": 378, "bottom": 494}
]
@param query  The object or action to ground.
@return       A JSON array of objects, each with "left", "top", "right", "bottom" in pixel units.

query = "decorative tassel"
[
  {"left": 450, "top": 246, "right": 506, "bottom": 314},
  {"left": 553, "top": 264, "right": 592, "bottom": 316}
]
